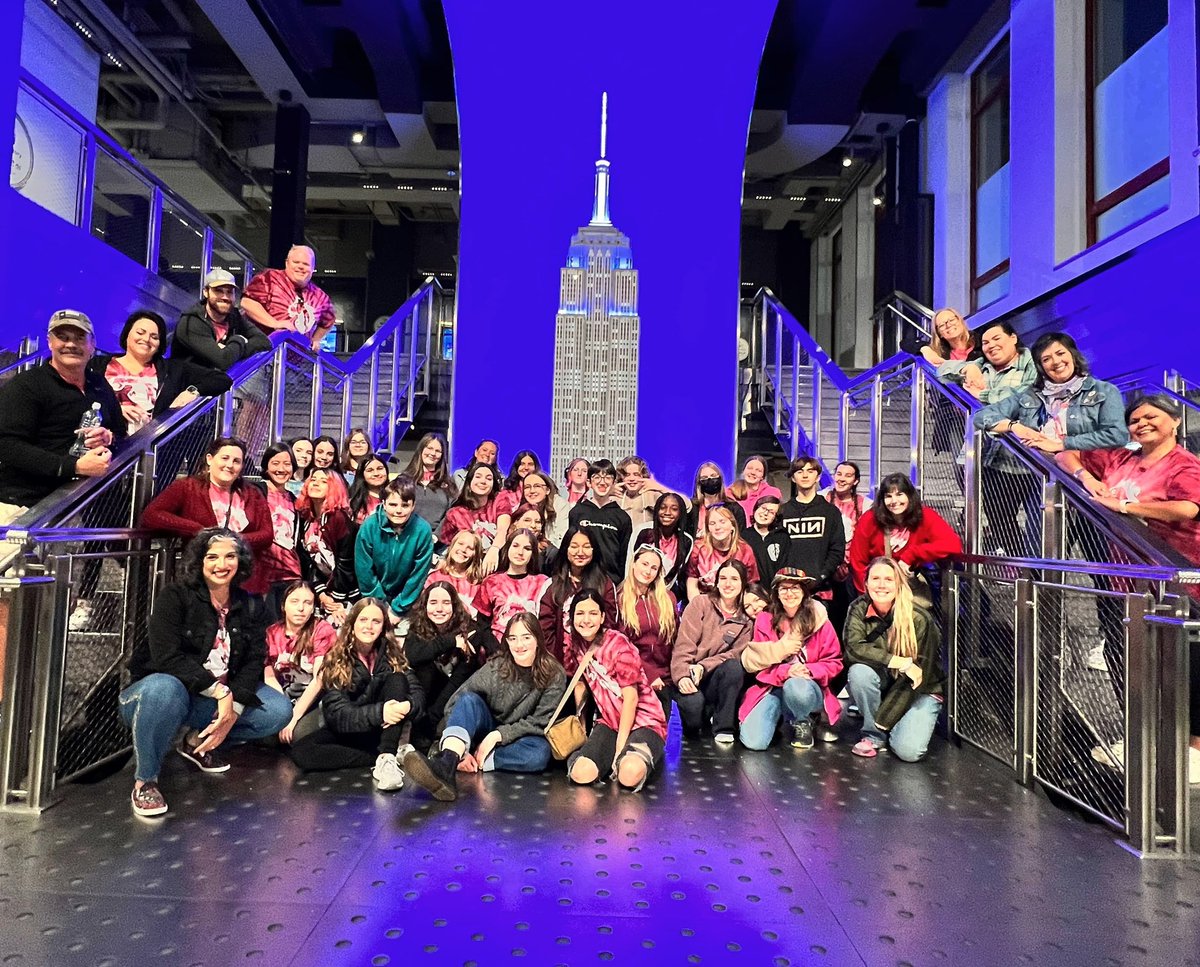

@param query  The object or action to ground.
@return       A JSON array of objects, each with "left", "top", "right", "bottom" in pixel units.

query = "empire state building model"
[{"left": 550, "top": 93, "right": 640, "bottom": 478}]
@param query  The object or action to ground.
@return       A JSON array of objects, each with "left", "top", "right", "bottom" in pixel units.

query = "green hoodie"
[{"left": 354, "top": 504, "right": 434, "bottom": 614}]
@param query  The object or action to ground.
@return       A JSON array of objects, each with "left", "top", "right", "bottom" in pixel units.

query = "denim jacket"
[{"left": 973, "top": 375, "right": 1129, "bottom": 452}]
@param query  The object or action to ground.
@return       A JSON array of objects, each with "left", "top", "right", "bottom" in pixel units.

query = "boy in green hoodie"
[{"left": 355, "top": 475, "right": 434, "bottom": 628}]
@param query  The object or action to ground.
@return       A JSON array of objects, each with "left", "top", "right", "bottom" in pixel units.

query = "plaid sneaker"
[{"left": 131, "top": 782, "right": 168, "bottom": 817}]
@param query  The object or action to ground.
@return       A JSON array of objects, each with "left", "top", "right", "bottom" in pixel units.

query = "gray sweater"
[{"left": 441, "top": 657, "right": 568, "bottom": 744}]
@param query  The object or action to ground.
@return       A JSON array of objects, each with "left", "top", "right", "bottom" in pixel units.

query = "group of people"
[
  {"left": 2, "top": 290, "right": 1199, "bottom": 815},
  {"left": 108, "top": 422, "right": 972, "bottom": 817}
]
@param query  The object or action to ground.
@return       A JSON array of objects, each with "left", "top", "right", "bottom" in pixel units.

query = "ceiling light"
[
  {"left": 754, "top": 194, "right": 771, "bottom": 201},
  {"left": 872, "top": 196, "right": 883, "bottom": 207},
  {"left": 350, "top": 130, "right": 365, "bottom": 145},
  {"left": 362, "top": 183, "right": 379, "bottom": 189},
  {"left": 788, "top": 196, "right": 805, "bottom": 202},
  {"left": 841, "top": 155, "right": 853, "bottom": 168},
  {"left": 446, "top": 169, "right": 457, "bottom": 177},
  {"left": 73, "top": 20, "right": 94, "bottom": 40},
  {"left": 398, "top": 185, "right": 413, "bottom": 190},
  {"left": 824, "top": 197, "right": 842, "bottom": 203}
]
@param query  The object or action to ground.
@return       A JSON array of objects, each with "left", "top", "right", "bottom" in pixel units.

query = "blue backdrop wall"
[{"left": 443, "top": 0, "right": 778, "bottom": 490}]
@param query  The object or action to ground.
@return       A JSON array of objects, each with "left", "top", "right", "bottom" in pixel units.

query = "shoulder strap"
[{"left": 546, "top": 647, "right": 595, "bottom": 726}]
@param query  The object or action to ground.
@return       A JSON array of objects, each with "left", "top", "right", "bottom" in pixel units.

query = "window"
[
  {"left": 971, "top": 35, "right": 1010, "bottom": 310},
  {"left": 1087, "top": 0, "right": 1169, "bottom": 244}
]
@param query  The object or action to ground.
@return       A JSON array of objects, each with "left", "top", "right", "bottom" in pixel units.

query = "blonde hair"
[
  {"left": 436, "top": 530, "right": 485, "bottom": 584},
  {"left": 930, "top": 307, "right": 973, "bottom": 360},
  {"left": 618, "top": 546, "right": 677, "bottom": 641},
  {"left": 866, "top": 557, "right": 918, "bottom": 659},
  {"left": 701, "top": 505, "right": 745, "bottom": 557}
]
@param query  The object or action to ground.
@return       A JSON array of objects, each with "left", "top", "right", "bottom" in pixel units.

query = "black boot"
[{"left": 403, "top": 747, "right": 458, "bottom": 801}]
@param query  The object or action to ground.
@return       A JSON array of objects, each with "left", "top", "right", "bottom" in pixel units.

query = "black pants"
[
  {"left": 289, "top": 673, "right": 411, "bottom": 772},
  {"left": 669, "top": 658, "right": 746, "bottom": 735},
  {"left": 569, "top": 723, "right": 666, "bottom": 786}
]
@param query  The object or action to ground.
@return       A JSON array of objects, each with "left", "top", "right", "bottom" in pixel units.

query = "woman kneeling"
[
  {"left": 738, "top": 568, "right": 842, "bottom": 750},
  {"left": 404, "top": 612, "right": 566, "bottom": 801},
  {"left": 843, "top": 557, "right": 945, "bottom": 761},
  {"left": 120, "top": 528, "right": 292, "bottom": 818},
  {"left": 566, "top": 589, "right": 668, "bottom": 792}
]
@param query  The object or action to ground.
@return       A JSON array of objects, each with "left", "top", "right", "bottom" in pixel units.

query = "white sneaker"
[
  {"left": 372, "top": 753, "right": 405, "bottom": 791},
  {"left": 68, "top": 600, "right": 93, "bottom": 632},
  {"left": 1091, "top": 740, "right": 1124, "bottom": 770},
  {"left": 713, "top": 732, "right": 735, "bottom": 747},
  {"left": 1084, "top": 643, "right": 1108, "bottom": 671}
]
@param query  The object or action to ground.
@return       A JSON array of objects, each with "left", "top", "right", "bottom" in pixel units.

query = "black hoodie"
[
  {"left": 568, "top": 498, "right": 633, "bottom": 583},
  {"left": 170, "top": 300, "right": 271, "bottom": 371},
  {"left": 774, "top": 494, "right": 845, "bottom": 590}
]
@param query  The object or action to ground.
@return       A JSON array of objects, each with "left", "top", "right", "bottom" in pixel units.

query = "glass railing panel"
[
  {"left": 11, "top": 83, "right": 85, "bottom": 224},
  {"left": 210, "top": 233, "right": 250, "bottom": 289},
  {"left": 158, "top": 202, "right": 206, "bottom": 293},
  {"left": 90, "top": 148, "right": 153, "bottom": 266}
]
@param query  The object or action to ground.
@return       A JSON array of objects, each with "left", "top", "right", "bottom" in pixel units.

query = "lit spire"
[{"left": 590, "top": 91, "right": 612, "bottom": 226}]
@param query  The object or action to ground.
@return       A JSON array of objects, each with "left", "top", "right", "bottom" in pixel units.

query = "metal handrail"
[{"left": 949, "top": 552, "right": 1200, "bottom": 585}]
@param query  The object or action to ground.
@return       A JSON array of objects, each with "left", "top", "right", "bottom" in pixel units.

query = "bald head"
[{"left": 284, "top": 246, "right": 316, "bottom": 288}]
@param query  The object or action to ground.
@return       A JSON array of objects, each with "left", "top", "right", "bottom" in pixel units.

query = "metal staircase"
[
  {"left": 0, "top": 277, "right": 451, "bottom": 813},
  {"left": 747, "top": 286, "right": 1199, "bottom": 857}
]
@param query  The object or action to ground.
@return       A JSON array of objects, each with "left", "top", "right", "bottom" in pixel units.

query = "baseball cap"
[
  {"left": 203, "top": 268, "right": 238, "bottom": 290},
  {"left": 772, "top": 567, "right": 817, "bottom": 588},
  {"left": 47, "top": 309, "right": 94, "bottom": 336}
]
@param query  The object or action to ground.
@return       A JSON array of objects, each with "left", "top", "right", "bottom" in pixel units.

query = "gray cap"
[
  {"left": 47, "top": 309, "right": 94, "bottom": 336},
  {"left": 203, "top": 268, "right": 238, "bottom": 290}
]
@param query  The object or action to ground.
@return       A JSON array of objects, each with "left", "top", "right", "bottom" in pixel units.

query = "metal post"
[
  {"left": 1013, "top": 577, "right": 1036, "bottom": 785},
  {"left": 341, "top": 371, "right": 355, "bottom": 441},
  {"left": 388, "top": 329, "right": 401, "bottom": 452},
  {"left": 0, "top": 580, "right": 37, "bottom": 809},
  {"left": 873, "top": 310, "right": 884, "bottom": 366},
  {"left": 838, "top": 391, "right": 850, "bottom": 463},
  {"left": 24, "top": 557, "right": 71, "bottom": 812},
  {"left": 964, "top": 428, "right": 984, "bottom": 557},
  {"left": 201, "top": 226, "right": 215, "bottom": 290},
  {"left": 1124, "top": 592, "right": 1155, "bottom": 854},
  {"left": 790, "top": 337, "right": 800, "bottom": 459},
  {"left": 146, "top": 187, "right": 164, "bottom": 272},
  {"left": 1041, "top": 478, "right": 1065, "bottom": 560},
  {"left": 944, "top": 568, "right": 960, "bottom": 744},
  {"left": 78, "top": 134, "right": 97, "bottom": 231},
  {"left": 368, "top": 351, "right": 381, "bottom": 447},
  {"left": 406, "top": 307, "right": 419, "bottom": 423},
  {"left": 910, "top": 367, "right": 925, "bottom": 487},
  {"left": 868, "top": 377, "right": 883, "bottom": 490},
  {"left": 268, "top": 346, "right": 287, "bottom": 444},
  {"left": 811, "top": 367, "right": 823, "bottom": 459},
  {"left": 421, "top": 289, "right": 434, "bottom": 397},
  {"left": 1153, "top": 608, "right": 1191, "bottom": 856},
  {"left": 310, "top": 354, "right": 324, "bottom": 438},
  {"left": 772, "top": 308, "right": 782, "bottom": 434}
]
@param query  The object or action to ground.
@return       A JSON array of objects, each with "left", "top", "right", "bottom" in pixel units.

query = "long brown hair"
[
  {"left": 322, "top": 598, "right": 407, "bottom": 689},
  {"left": 492, "top": 611, "right": 562, "bottom": 690},
  {"left": 767, "top": 579, "right": 819, "bottom": 642},
  {"left": 402, "top": 432, "right": 457, "bottom": 495},
  {"left": 275, "top": 580, "right": 322, "bottom": 667},
  {"left": 408, "top": 580, "right": 474, "bottom": 641}
]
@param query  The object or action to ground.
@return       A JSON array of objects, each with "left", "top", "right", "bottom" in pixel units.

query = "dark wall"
[{"left": 740, "top": 223, "right": 811, "bottom": 321}]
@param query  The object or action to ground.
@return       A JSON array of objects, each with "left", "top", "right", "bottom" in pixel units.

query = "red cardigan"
[
  {"left": 141, "top": 477, "right": 274, "bottom": 594},
  {"left": 848, "top": 507, "right": 963, "bottom": 591}
]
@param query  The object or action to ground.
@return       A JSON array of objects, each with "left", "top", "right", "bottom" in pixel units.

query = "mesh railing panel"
[
  {"left": 50, "top": 541, "right": 162, "bottom": 783},
  {"left": 52, "top": 457, "right": 141, "bottom": 533},
  {"left": 280, "top": 346, "right": 315, "bottom": 445},
  {"left": 150, "top": 398, "right": 220, "bottom": 494},
  {"left": 950, "top": 573, "right": 1018, "bottom": 768},
  {"left": 231, "top": 359, "right": 274, "bottom": 463},
  {"left": 878, "top": 378, "right": 912, "bottom": 478},
  {"left": 322, "top": 372, "right": 350, "bottom": 442},
  {"left": 1031, "top": 581, "right": 1126, "bottom": 828},
  {"left": 918, "top": 385, "right": 967, "bottom": 537}
]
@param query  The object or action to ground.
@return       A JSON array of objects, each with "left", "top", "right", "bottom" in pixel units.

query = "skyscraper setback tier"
[{"left": 550, "top": 95, "right": 641, "bottom": 479}]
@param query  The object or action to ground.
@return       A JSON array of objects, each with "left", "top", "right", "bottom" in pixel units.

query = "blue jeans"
[
  {"left": 442, "top": 691, "right": 552, "bottom": 773},
  {"left": 846, "top": 663, "right": 942, "bottom": 762},
  {"left": 119, "top": 673, "right": 293, "bottom": 782},
  {"left": 739, "top": 677, "right": 823, "bottom": 750}
]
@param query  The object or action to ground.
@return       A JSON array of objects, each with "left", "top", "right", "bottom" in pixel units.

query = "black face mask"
[{"left": 699, "top": 478, "right": 722, "bottom": 496}]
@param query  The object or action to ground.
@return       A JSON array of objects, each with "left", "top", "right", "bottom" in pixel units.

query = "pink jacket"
[
  {"left": 737, "top": 605, "right": 842, "bottom": 725},
  {"left": 736, "top": 481, "right": 783, "bottom": 523}
]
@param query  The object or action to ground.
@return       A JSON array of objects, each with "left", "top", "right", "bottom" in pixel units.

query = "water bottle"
[{"left": 69, "top": 403, "right": 103, "bottom": 457}]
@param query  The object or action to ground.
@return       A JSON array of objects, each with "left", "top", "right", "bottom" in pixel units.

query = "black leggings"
[
  {"left": 289, "top": 673, "right": 411, "bottom": 772},
  {"left": 668, "top": 658, "right": 746, "bottom": 735}
]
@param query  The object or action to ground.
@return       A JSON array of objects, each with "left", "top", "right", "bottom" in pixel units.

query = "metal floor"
[{"left": 2, "top": 726, "right": 1199, "bottom": 967}]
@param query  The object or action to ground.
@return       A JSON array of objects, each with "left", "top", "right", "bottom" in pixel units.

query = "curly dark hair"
[{"left": 179, "top": 527, "right": 254, "bottom": 589}]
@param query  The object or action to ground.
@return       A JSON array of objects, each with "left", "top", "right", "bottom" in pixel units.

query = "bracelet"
[
  {"left": 1119, "top": 499, "right": 1130, "bottom": 514},
  {"left": 1072, "top": 468, "right": 1087, "bottom": 481}
]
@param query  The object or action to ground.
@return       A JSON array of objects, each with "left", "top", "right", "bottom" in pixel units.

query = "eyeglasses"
[{"left": 592, "top": 473, "right": 615, "bottom": 482}]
